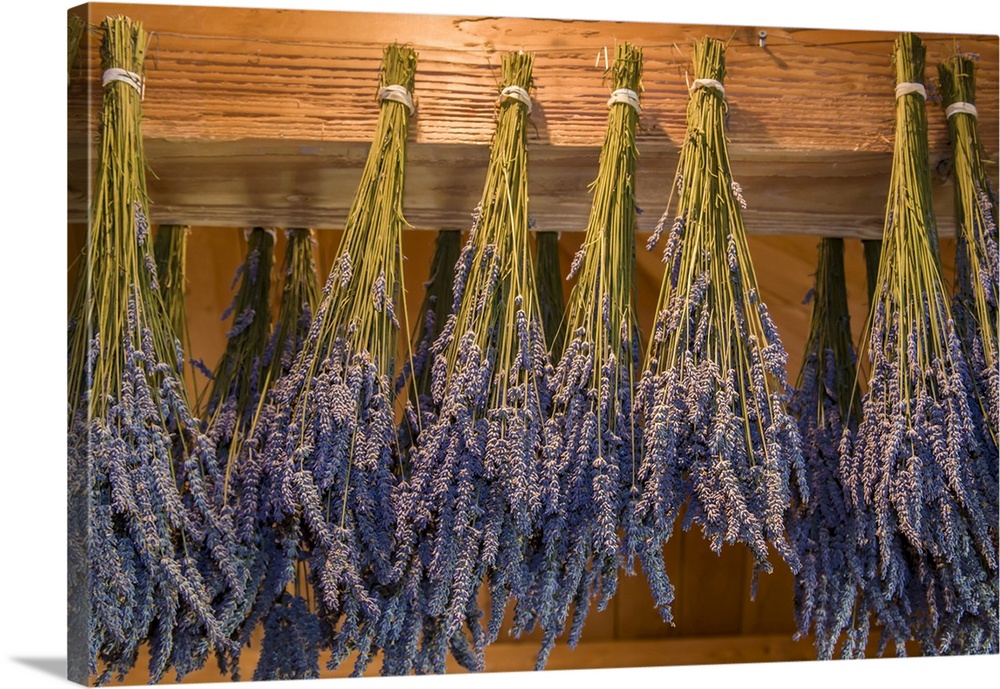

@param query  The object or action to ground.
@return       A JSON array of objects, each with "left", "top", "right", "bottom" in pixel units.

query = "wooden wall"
[{"left": 66, "top": 0, "right": 976, "bottom": 682}]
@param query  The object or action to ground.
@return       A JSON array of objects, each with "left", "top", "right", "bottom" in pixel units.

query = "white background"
[{"left": 4, "top": 0, "right": 998, "bottom": 687}]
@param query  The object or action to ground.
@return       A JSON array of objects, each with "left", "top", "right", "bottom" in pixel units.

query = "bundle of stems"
[
  {"left": 152, "top": 225, "right": 190, "bottom": 350},
  {"left": 153, "top": 224, "right": 204, "bottom": 398},
  {"left": 788, "top": 238, "right": 863, "bottom": 659},
  {"left": 204, "top": 227, "right": 275, "bottom": 470},
  {"left": 534, "top": 230, "right": 567, "bottom": 358},
  {"left": 636, "top": 37, "right": 805, "bottom": 617},
  {"left": 247, "top": 44, "right": 417, "bottom": 677},
  {"left": 68, "top": 14, "right": 85, "bottom": 82},
  {"left": 67, "top": 16, "right": 242, "bottom": 684},
  {"left": 389, "top": 51, "right": 551, "bottom": 675},
  {"left": 842, "top": 33, "right": 998, "bottom": 657},
  {"left": 396, "top": 229, "right": 463, "bottom": 473},
  {"left": 938, "top": 54, "right": 998, "bottom": 456},
  {"left": 264, "top": 228, "right": 321, "bottom": 386},
  {"left": 521, "top": 42, "right": 643, "bottom": 669},
  {"left": 236, "top": 228, "right": 324, "bottom": 682}
]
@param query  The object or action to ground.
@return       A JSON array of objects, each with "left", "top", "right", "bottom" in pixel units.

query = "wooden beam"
[{"left": 68, "top": 3, "right": 999, "bottom": 236}]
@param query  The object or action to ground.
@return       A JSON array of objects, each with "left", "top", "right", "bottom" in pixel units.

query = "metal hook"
[{"left": 758, "top": 30, "right": 767, "bottom": 48}]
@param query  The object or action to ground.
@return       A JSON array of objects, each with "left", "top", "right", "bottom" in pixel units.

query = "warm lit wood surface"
[{"left": 67, "top": 3, "right": 998, "bottom": 236}]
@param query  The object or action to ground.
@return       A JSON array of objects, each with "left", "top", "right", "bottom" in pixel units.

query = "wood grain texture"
[{"left": 67, "top": 3, "right": 999, "bottom": 236}]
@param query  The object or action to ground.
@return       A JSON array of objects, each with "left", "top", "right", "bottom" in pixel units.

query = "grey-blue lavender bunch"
[
  {"left": 636, "top": 38, "right": 806, "bottom": 613},
  {"left": 204, "top": 228, "right": 274, "bottom": 476},
  {"left": 938, "top": 54, "right": 998, "bottom": 469},
  {"left": 843, "top": 33, "right": 998, "bottom": 658},
  {"left": 389, "top": 50, "right": 552, "bottom": 675},
  {"left": 396, "top": 229, "right": 463, "bottom": 475},
  {"left": 67, "top": 16, "right": 244, "bottom": 684},
  {"left": 247, "top": 44, "right": 418, "bottom": 677},
  {"left": 517, "top": 42, "right": 643, "bottom": 671},
  {"left": 787, "top": 238, "right": 863, "bottom": 660}
]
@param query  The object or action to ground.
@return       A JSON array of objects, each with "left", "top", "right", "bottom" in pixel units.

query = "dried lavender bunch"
[
  {"left": 152, "top": 224, "right": 209, "bottom": 405},
  {"left": 68, "top": 13, "right": 85, "bottom": 82},
  {"left": 939, "top": 54, "right": 999, "bottom": 461},
  {"left": 519, "top": 42, "right": 643, "bottom": 670},
  {"left": 204, "top": 228, "right": 274, "bottom": 464},
  {"left": 844, "top": 33, "right": 998, "bottom": 658},
  {"left": 248, "top": 44, "right": 417, "bottom": 677},
  {"left": 636, "top": 37, "right": 806, "bottom": 613},
  {"left": 67, "top": 16, "right": 242, "bottom": 684},
  {"left": 389, "top": 51, "right": 551, "bottom": 675},
  {"left": 265, "top": 228, "right": 320, "bottom": 385},
  {"left": 396, "top": 229, "right": 463, "bottom": 475},
  {"left": 222, "top": 229, "right": 325, "bottom": 681},
  {"left": 788, "top": 238, "right": 863, "bottom": 659},
  {"left": 535, "top": 230, "right": 567, "bottom": 359}
]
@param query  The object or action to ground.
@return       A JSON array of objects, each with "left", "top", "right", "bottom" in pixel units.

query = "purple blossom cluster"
[
  {"left": 786, "top": 238, "right": 863, "bottom": 659},
  {"left": 638, "top": 215, "right": 807, "bottom": 605},
  {"left": 846, "top": 292, "right": 998, "bottom": 656},
  {"left": 525, "top": 326, "right": 640, "bottom": 668},
  {"left": 392, "top": 301, "right": 552, "bottom": 673},
  {"left": 953, "top": 184, "right": 999, "bottom": 450},
  {"left": 71, "top": 299, "right": 248, "bottom": 685}
]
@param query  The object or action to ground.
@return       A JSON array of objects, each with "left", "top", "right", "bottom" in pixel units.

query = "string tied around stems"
[
  {"left": 379, "top": 84, "right": 415, "bottom": 115},
  {"left": 102, "top": 67, "right": 144, "bottom": 99},
  {"left": 945, "top": 101, "right": 978, "bottom": 119},
  {"left": 608, "top": 87, "right": 641, "bottom": 113},
  {"left": 894, "top": 81, "right": 927, "bottom": 100},
  {"left": 690, "top": 77, "right": 725, "bottom": 96},
  {"left": 499, "top": 84, "right": 532, "bottom": 114}
]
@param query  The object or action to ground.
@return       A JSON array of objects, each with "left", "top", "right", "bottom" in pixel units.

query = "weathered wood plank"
[{"left": 67, "top": 3, "right": 998, "bottom": 236}]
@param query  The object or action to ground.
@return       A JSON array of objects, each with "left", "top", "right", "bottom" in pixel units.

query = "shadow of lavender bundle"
[
  {"left": 519, "top": 42, "right": 643, "bottom": 671},
  {"left": 787, "top": 238, "right": 863, "bottom": 660},
  {"left": 636, "top": 37, "right": 806, "bottom": 612},
  {"left": 247, "top": 44, "right": 418, "bottom": 677},
  {"left": 534, "top": 230, "right": 567, "bottom": 359},
  {"left": 67, "top": 16, "right": 243, "bottom": 685},
  {"left": 843, "top": 34, "right": 998, "bottom": 658},
  {"left": 388, "top": 51, "right": 552, "bottom": 675}
]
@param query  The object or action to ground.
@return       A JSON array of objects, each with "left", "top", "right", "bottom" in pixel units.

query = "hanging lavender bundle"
[
  {"left": 636, "top": 37, "right": 805, "bottom": 616},
  {"left": 844, "top": 33, "right": 998, "bottom": 658},
  {"left": 397, "top": 229, "right": 463, "bottom": 472},
  {"left": 152, "top": 224, "right": 207, "bottom": 403},
  {"left": 787, "top": 238, "right": 863, "bottom": 659},
  {"left": 229, "top": 227, "right": 324, "bottom": 681},
  {"left": 534, "top": 230, "right": 567, "bottom": 358},
  {"left": 938, "top": 54, "right": 998, "bottom": 459},
  {"left": 67, "top": 16, "right": 242, "bottom": 684},
  {"left": 520, "top": 42, "right": 643, "bottom": 670},
  {"left": 249, "top": 44, "right": 417, "bottom": 677},
  {"left": 265, "top": 228, "right": 321, "bottom": 386},
  {"left": 204, "top": 227, "right": 274, "bottom": 464},
  {"left": 388, "top": 51, "right": 550, "bottom": 675},
  {"left": 68, "top": 14, "right": 85, "bottom": 82}
]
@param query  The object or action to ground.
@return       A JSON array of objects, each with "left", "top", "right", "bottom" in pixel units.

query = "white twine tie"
[
  {"left": 379, "top": 84, "right": 415, "bottom": 115},
  {"left": 895, "top": 82, "right": 927, "bottom": 100},
  {"left": 945, "top": 101, "right": 978, "bottom": 119},
  {"left": 691, "top": 78, "right": 725, "bottom": 96},
  {"left": 608, "top": 88, "right": 641, "bottom": 114},
  {"left": 102, "top": 67, "right": 143, "bottom": 99},
  {"left": 500, "top": 85, "right": 532, "bottom": 114}
]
